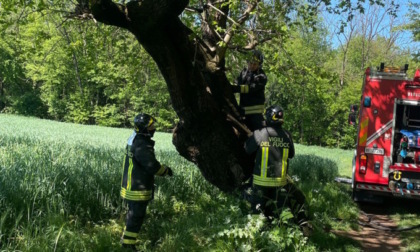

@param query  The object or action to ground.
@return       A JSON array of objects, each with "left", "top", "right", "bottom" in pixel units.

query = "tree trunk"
[
  {"left": 61, "top": 27, "right": 84, "bottom": 96},
  {"left": 88, "top": 0, "right": 253, "bottom": 191}
]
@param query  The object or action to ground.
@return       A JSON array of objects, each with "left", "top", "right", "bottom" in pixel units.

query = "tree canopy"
[{"left": 1, "top": 0, "right": 418, "bottom": 191}]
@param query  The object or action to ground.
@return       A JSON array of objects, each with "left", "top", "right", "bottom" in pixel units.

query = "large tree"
[
  {"left": 1, "top": 0, "right": 394, "bottom": 191},
  {"left": 82, "top": 0, "right": 259, "bottom": 191}
]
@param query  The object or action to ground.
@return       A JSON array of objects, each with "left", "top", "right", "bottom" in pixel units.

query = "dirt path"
[{"left": 333, "top": 204, "right": 402, "bottom": 252}]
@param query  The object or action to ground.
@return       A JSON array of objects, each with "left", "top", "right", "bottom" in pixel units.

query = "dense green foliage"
[
  {"left": 0, "top": 114, "right": 365, "bottom": 251},
  {"left": 405, "top": 2, "right": 420, "bottom": 61},
  {"left": 0, "top": 10, "right": 175, "bottom": 130},
  {"left": 0, "top": 2, "right": 419, "bottom": 148}
]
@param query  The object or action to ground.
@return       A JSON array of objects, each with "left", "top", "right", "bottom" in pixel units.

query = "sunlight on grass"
[
  {"left": 0, "top": 114, "right": 364, "bottom": 251},
  {"left": 295, "top": 144, "right": 354, "bottom": 178},
  {"left": 390, "top": 206, "right": 420, "bottom": 252}
]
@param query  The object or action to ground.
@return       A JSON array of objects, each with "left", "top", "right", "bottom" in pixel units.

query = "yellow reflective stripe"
[
  {"left": 123, "top": 230, "right": 138, "bottom": 238},
  {"left": 122, "top": 239, "right": 138, "bottom": 245},
  {"left": 121, "top": 155, "right": 126, "bottom": 186},
  {"left": 360, "top": 118, "right": 368, "bottom": 131},
  {"left": 123, "top": 195, "right": 152, "bottom": 201},
  {"left": 243, "top": 105, "right": 264, "bottom": 115},
  {"left": 253, "top": 175, "right": 287, "bottom": 187},
  {"left": 282, "top": 148, "right": 289, "bottom": 177},
  {"left": 120, "top": 188, "right": 152, "bottom": 197},
  {"left": 359, "top": 117, "right": 369, "bottom": 146},
  {"left": 260, "top": 147, "right": 269, "bottom": 178},
  {"left": 156, "top": 165, "right": 166, "bottom": 176},
  {"left": 240, "top": 85, "right": 249, "bottom": 93},
  {"left": 260, "top": 147, "right": 265, "bottom": 177},
  {"left": 120, "top": 188, "right": 153, "bottom": 201},
  {"left": 264, "top": 148, "right": 269, "bottom": 177},
  {"left": 127, "top": 158, "right": 133, "bottom": 190},
  {"left": 148, "top": 117, "right": 154, "bottom": 127}
]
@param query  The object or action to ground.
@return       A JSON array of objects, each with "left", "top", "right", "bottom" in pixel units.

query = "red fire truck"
[{"left": 350, "top": 63, "right": 420, "bottom": 202}]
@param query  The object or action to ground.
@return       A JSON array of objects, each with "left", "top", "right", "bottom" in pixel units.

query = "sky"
[{"left": 321, "top": 0, "right": 420, "bottom": 52}]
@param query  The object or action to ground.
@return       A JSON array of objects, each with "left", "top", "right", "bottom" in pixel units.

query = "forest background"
[{"left": 0, "top": 0, "right": 419, "bottom": 149}]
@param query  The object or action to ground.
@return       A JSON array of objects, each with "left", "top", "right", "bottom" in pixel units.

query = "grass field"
[{"left": 0, "top": 114, "right": 417, "bottom": 251}]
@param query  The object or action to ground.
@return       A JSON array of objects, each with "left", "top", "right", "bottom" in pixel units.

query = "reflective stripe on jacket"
[
  {"left": 245, "top": 126, "right": 295, "bottom": 187},
  {"left": 121, "top": 132, "right": 167, "bottom": 201},
  {"left": 243, "top": 104, "right": 265, "bottom": 115}
]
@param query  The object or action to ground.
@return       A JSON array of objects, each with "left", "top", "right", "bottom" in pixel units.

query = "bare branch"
[
  {"left": 185, "top": 7, "right": 204, "bottom": 13},
  {"left": 243, "top": 36, "right": 273, "bottom": 49},
  {"left": 217, "top": 0, "right": 260, "bottom": 60},
  {"left": 206, "top": 3, "right": 240, "bottom": 26},
  {"left": 227, "top": 36, "right": 273, "bottom": 51}
]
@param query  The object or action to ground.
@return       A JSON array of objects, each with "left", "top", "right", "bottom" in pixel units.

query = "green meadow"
[{"left": 1, "top": 114, "right": 417, "bottom": 252}]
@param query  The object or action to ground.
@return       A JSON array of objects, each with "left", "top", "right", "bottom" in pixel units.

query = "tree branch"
[
  {"left": 217, "top": 0, "right": 260, "bottom": 60},
  {"left": 206, "top": 3, "right": 240, "bottom": 27},
  {"left": 88, "top": 0, "right": 129, "bottom": 29}
]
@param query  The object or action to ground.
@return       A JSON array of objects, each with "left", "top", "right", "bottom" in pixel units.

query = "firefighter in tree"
[
  {"left": 245, "top": 105, "right": 309, "bottom": 229},
  {"left": 120, "top": 113, "right": 173, "bottom": 251},
  {"left": 232, "top": 50, "right": 268, "bottom": 131}
]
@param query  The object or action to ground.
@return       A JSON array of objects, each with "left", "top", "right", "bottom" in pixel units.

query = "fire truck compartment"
[{"left": 392, "top": 101, "right": 420, "bottom": 165}]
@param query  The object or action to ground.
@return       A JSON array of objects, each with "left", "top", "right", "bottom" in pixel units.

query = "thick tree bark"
[{"left": 88, "top": 0, "right": 253, "bottom": 191}]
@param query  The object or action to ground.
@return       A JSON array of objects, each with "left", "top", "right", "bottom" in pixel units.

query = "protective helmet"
[
  {"left": 248, "top": 50, "right": 264, "bottom": 65},
  {"left": 265, "top": 105, "right": 284, "bottom": 126},
  {"left": 134, "top": 113, "right": 156, "bottom": 133}
]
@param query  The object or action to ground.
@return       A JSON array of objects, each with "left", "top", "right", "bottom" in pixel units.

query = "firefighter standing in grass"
[
  {"left": 245, "top": 105, "right": 309, "bottom": 230},
  {"left": 120, "top": 113, "right": 173, "bottom": 251},
  {"left": 232, "top": 50, "right": 268, "bottom": 131}
]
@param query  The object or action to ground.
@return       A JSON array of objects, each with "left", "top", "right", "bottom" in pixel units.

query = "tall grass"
[
  {"left": 1, "top": 114, "right": 362, "bottom": 251},
  {"left": 294, "top": 145, "right": 354, "bottom": 178}
]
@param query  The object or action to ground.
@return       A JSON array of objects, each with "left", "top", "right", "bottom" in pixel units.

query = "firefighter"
[
  {"left": 232, "top": 49, "right": 268, "bottom": 131},
  {"left": 120, "top": 113, "right": 173, "bottom": 251},
  {"left": 245, "top": 105, "right": 309, "bottom": 230}
]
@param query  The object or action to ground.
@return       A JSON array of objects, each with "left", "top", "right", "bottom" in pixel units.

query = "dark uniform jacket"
[
  {"left": 235, "top": 68, "right": 268, "bottom": 115},
  {"left": 245, "top": 126, "right": 295, "bottom": 187},
  {"left": 121, "top": 132, "right": 167, "bottom": 201}
]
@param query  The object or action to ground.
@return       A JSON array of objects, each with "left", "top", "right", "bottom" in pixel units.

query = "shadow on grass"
[
  {"left": 291, "top": 154, "right": 364, "bottom": 251},
  {"left": 138, "top": 153, "right": 364, "bottom": 251}
]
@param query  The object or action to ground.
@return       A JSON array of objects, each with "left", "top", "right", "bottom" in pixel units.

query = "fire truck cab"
[{"left": 350, "top": 63, "right": 420, "bottom": 202}]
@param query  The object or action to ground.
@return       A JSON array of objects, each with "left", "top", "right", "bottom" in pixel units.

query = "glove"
[{"left": 165, "top": 167, "right": 173, "bottom": 177}]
